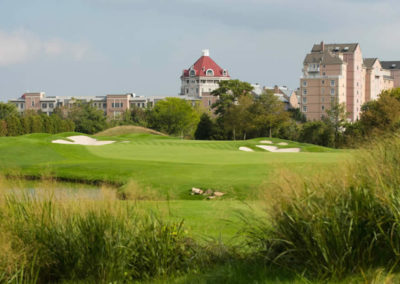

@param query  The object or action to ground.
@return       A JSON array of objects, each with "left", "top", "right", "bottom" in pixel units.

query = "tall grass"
[
  {"left": 0, "top": 184, "right": 208, "bottom": 283},
  {"left": 245, "top": 136, "right": 400, "bottom": 280}
]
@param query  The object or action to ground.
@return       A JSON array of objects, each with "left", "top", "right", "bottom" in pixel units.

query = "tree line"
[{"left": 2, "top": 82, "right": 400, "bottom": 149}]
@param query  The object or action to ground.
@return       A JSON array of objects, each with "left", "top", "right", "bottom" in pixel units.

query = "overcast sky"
[{"left": 0, "top": 0, "right": 399, "bottom": 101}]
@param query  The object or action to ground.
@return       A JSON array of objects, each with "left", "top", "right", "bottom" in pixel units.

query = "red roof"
[{"left": 182, "top": 55, "right": 229, "bottom": 78}]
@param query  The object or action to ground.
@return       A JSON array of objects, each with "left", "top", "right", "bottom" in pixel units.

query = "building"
[
  {"left": 381, "top": 61, "right": 400, "bottom": 88},
  {"left": 9, "top": 92, "right": 160, "bottom": 118},
  {"left": 264, "top": 85, "right": 299, "bottom": 110},
  {"left": 300, "top": 42, "right": 394, "bottom": 121},
  {"left": 180, "top": 49, "right": 230, "bottom": 110},
  {"left": 364, "top": 58, "right": 394, "bottom": 101}
]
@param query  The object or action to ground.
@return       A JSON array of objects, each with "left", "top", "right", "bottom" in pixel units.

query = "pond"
[{"left": 0, "top": 179, "right": 116, "bottom": 200}]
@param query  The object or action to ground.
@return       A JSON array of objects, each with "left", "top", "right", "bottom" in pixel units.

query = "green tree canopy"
[
  {"left": 0, "top": 103, "right": 18, "bottom": 120},
  {"left": 148, "top": 98, "right": 200, "bottom": 138}
]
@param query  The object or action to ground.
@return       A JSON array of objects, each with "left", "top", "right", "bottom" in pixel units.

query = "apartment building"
[
  {"left": 381, "top": 61, "right": 400, "bottom": 88},
  {"left": 180, "top": 49, "right": 230, "bottom": 110},
  {"left": 9, "top": 92, "right": 161, "bottom": 118},
  {"left": 364, "top": 58, "right": 394, "bottom": 101},
  {"left": 300, "top": 42, "right": 394, "bottom": 121}
]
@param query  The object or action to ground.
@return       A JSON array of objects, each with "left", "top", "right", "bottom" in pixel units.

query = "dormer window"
[
  {"left": 190, "top": 70, "right": 196, "bottom": 77},
  {"left": 206, "top": 69, "right": 214, "bottom": 76},
  {"left": 223, "top": 69, "right": 227, "bottom": 76}
]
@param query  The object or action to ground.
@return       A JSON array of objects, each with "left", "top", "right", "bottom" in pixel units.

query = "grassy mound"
[{"left": 95, "top": 125, "right": 167, "bottom": 137}]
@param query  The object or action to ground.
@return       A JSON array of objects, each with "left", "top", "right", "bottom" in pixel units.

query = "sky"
[{"left": 0, "top": 0, "right": 399, "bottom": 101}]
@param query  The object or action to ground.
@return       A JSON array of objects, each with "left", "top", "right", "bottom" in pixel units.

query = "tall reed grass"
[
  {"left": 0, "top": 182, "right": 208, "bottom": 283},
  {"left": 245, "top": 136, "right": 400, "bottom": 280}
]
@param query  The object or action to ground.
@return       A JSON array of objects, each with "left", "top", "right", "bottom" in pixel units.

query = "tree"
[
  {"left": 299, "top": 121, "right": 334, "bottom": 147},
  {"left": 0, "top": 120, "right": 7, "bottom": 136},
  {"left": 323, "top": 101, "right": 348, "bottom": 147},
  {"left": 0, "top": 103, "right": 18, "bottom": 120},
  {"left": 148, "top": 98, "right": 200, "bottom": 138},
  {"left": 251, "top": 91, "right": 290, "bottom": 137},
  {"left": 69, "top": 101, "right": 107, "bottom": 134},
  {"left": 5, "top": 114, "right": 22, "bottom": 136},
  {"left": 223, "top": 94, "right": 254, "bottom": 140},
  {"left": 195, "top": 113, "right": 214, "bottom": 140},
  {"left": 211, "top": 79, "right": 254, "bottom": 116},
  {"left": 359, "top": 89, "right": 400, "bottom": 136}
]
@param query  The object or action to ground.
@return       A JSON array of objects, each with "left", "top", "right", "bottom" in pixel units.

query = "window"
[
  {"left": 206, "top": 69, "right": 214, "bottom": 76},
  {"left": 186, "top": 80, "right": 189, "bottom": 84},
  {"left": 321, "top": 105, "right": 325, "bottom": 111},
  {"left": 303, "top": 81, "right": 307, "bottom": 87},
  {"left": 303, "top": 106, "right": 307, "bottom": 112},
  {"left": 49, "top": 103, "right": 54, "bottom": 108},
  {"left": 201, "top": 80, "right": 206, "bottom": 83},
  {"left": 31, "top": 101, "right": 34, "bottom": 107},
  {"left": 223, "top": 70, "right": 227, "bottom": 76},
  {"left": 323, "top": 72, "right": 326, "bottom": 76},
  {"left": 208, "top": 99, "right": 211, "bottom": 106},
  {"left": 322, "top": 97, "right": 325, "bottom": 103},
  {"left": 322, "top": 80, "right": 325, "bottom": 84},
  {"left": 330, "top": 88, "right": 335, "bottom": 95},
  {"left": 302, "top": 97, "right": 307, "bottom": 104},
  {"left": 196, "top": 88, "right": 199, "bottom": 93},
  {"left": 303, "top": 89, "right": 307, "bottom": 95},
  {"left": 103, "top": 103, "right": 106, "bottom": 108},
  {"left": 330, "top": 80, "right": 335, "bottom": 86},
  {"left": 190, "top": 70, "right": 196, "bottom": 77},
  {"left": 321, "top": 88, "right": 325, "bottom": 94},
  {"left": 186, "top": 89, "right": 189, "bottom": 94},
  {"left": 323, "top": 64, "right": 326, "bottom": 68},
  {"left": 112, "top": 103, "right": 114, "bottom": 108},
  {"left": 42, "top": 103, "right": 47, "bottom": 108},
  {"left": 142, "top": 103, "right": 145, "bottom": 108}
]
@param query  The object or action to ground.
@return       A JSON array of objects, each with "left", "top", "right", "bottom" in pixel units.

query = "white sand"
[
  {"left": 277, "top": 142, "right": 288, "bottom": 146},
  {"left": 52, "top": 135, "right": 115, "bottom": 146},
  {"left": 239, "top": 146, "right": 254, "bottom": 152},
  {"left": 260, "top": 140, "right": 273, "bottom": 144},
  {"left": 256, "top": 145, "right": 300, "bottom": 153}
]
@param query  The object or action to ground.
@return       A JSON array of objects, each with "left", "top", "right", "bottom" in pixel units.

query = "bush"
[{"left": 245, "top": 136, "right": 400, "bottom": 279}]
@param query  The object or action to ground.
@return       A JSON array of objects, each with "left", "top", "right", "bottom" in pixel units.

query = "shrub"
[{"left": 245, "top": 136, "right": 400, "bottom": 279}]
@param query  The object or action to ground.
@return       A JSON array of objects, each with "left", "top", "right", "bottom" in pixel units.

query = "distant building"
[
  {"left": 381, "top": 61, "right": 400, "bottom": 88},
  {"left": 180, "top": 49, "right": 230, "bottom": 110},
  {"left": 300, "top": 42, "right": 394, "bottom": 121},
  {"left": 9, "top": 92, "right": 162, "bottom": 118},
  {"left": 262, "top": 85, "right": 299, "bottom": 110}
]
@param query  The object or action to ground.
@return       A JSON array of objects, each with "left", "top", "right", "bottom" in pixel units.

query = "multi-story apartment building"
[
  {"left": 364, "top": 58, "right": 394, "bottom": 101},
  {"left": 381, "top": 61, "right": 400, "bottom": 88},
  {"left": 300, "top": 42, "right": 394, "bottom": 121},
  {"left": 9, "top": 92, "right": 163, "bottom": 118},
  {"left": 180, "top": 49, "right": 230, "bottom": 110}
]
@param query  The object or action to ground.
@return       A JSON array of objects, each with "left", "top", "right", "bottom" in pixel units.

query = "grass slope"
[
  {"left": 95, "top": 125, "right": 167, "bottom": 136},
  {"left": 0, "top": 133, "right": 348, "bottom": 200}
]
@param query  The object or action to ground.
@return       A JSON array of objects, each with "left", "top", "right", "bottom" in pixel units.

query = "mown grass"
[{"left": 0, "top": 132, "right": 347, "bottom": 200}]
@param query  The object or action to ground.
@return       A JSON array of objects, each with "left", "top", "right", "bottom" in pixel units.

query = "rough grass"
[
  {"left": 95, "top": 125, "right": 167, "bottom": 136},
  {"left": 245, "top": 136, "right": 400, "bottom": 280}
]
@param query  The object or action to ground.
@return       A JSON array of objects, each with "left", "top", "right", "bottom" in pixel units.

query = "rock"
[
  {"left": 191, "top": 187, "right": 203, "bottom": 195},
  {"left": 204, "top": 189, "right": 213, "bottom": 195},
  {"left": 213, "top": 191, "right": 225, "bottom": 197}
]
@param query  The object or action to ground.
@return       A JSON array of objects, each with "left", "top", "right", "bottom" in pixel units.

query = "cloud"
[{"left": 0, "top": 29, "right": 91, "bottom": 66}]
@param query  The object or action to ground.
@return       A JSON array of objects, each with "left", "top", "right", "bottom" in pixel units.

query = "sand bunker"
[
  {"left": 256, "top": 145, "right": 300, "bottom": 153},
  {"left": 52, "top": 135, "right": 115, "bottom": 146},
  {"left": 239, "top": 146, "right": 254, "bottom": 152},
  {"left": 277, "top": 142, "right": 288, "bottom": 146},
  {"left": 260, "top": 140, "right": 273, "bottom": 144}
]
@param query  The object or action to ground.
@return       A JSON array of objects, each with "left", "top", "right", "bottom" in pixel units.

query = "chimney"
[
  {"left": 202, "top": 49, "right": 210, "bottom": 57},
  {"left": 321, "top": 41, "right": 325, "bottom": 51}
]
